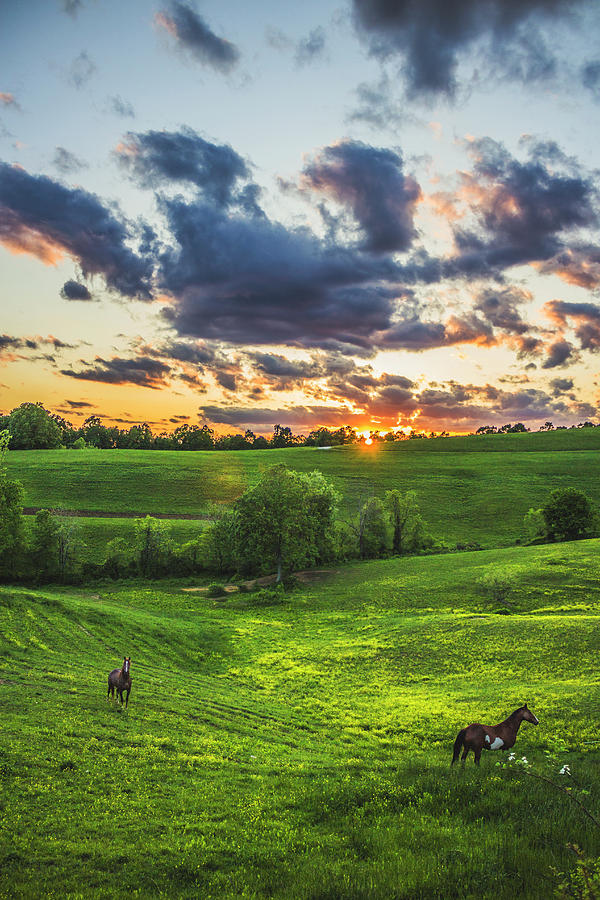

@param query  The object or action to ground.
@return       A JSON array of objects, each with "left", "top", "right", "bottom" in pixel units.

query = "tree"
[
  {"left": 8, "top": 402, "right": 62, "bottom": 449},
  {"left": 352, "top": 495, "right": 388, "bottom": 559},
  {"left": 542, "top": 488, "right": 595, "bottom": 542},
  {"left": 234, "top": 465, "right": 338, "bottom": 581},
  {"left": 271, "top": 424, "right": 295, "bottom": 448},
  {"left": 384, "top": 489, "right": 425, "bottom": 555},
  {"left": 202, "top": 510, "right": 237, "bottom": 574},
  {"left": 0, "top": 430, "right": 26, "bottom": 579},
  {"left": 134, "top": 516, "right": 169, "bottom": 576},
  {"left": 30, "top": 509, "right": 60, "bottom": 581}
]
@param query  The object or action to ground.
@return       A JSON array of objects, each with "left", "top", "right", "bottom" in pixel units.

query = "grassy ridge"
[
  {"left": 7, "top": 441, "right": 600, "bottom": 549},
  {"left": 1, "top": 541, "right": 599, "bottom": 898}
]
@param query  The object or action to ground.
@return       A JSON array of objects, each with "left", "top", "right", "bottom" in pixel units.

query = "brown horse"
[
  {"left": 451, "top": 704, "right": 538, "bottom": 766},
  {"left": 107, "top": 657, "right": 132, "bottom": 708}
]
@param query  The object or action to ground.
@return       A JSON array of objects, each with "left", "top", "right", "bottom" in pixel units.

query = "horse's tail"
[{"left": 451, "top": 728, "right": 467, "bottom": 765}]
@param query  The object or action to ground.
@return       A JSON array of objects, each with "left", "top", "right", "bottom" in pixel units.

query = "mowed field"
[
  {"left": 6, "top": 427, "right": 600, "bottom": 560},
  {"left": 1, "top": 541, "right": 599, "bottom": 898}
]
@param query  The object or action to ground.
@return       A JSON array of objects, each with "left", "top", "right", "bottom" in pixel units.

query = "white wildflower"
[
  {"left": 559, "top": 765, "right": 571, "bottom": 776},
  {"left": 508, "top": 753, "right": 516, "bottom": 762}
]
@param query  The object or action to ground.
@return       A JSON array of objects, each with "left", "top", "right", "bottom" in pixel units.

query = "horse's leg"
[
  {"left": 461, "top": 745, "right": 469, "bottom": 765},
  {"left": 125, "top": 687, "right": 130, "bottom": 708},
  {"left": 474, "top": 747, "right": 482, "bottom": 765}
]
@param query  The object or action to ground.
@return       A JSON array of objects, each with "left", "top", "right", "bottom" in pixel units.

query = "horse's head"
[
  {"left": 521, "top": 703, "right": 539, "bottom": 725},
  {"left": 123, "top": 657, "right": 131, "bottom": 675}
]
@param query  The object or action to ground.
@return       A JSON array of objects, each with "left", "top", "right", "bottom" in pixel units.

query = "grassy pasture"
[
  {"left": 6, "top": 435, "right": 600, "bottom": 552},
  {"left": 1, "top": 540, "right": 599, "bottom": 898}
]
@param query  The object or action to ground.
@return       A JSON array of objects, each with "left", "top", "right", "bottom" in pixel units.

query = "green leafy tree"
[
  {"left": 202, "top": 510, "right": 237, "bottom": 574},
  {"left": 8, "top": 402, "right": 62, "bottom": 449},
  {"left": 134, "top": 516, "right": 169, "bottom": 577},
  {"left": 0, "top": 430, "right": 26, "bottom": 579},
  {"left": 352, "top": 496, "right": 388, "bottom": 559},
  {"left": 384, "top": 489, "right": 424, "bottom": 554},
  {"left": 30, "top": 509, "right": 60, "bottom": 582},
  {"left": 234, "top": 465, "right": 338, "bottom": 581},
  {"left": 271, "top": 424, "right": 295, "bottom": 448},
  {"left": 542, "top": 488, "right": 595, "bottom": 542}
]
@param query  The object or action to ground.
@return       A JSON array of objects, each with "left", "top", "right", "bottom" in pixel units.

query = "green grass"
[
  {"left": 1, "top": 540, "right": 599, "bottom": 898},
  {"left": 6, "top": 438, "right": 600, "bottom": 550}
]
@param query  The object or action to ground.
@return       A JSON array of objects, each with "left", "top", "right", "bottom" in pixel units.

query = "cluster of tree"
[
  {"left": 523, "top": 488, "right": 597, "bottom": 544},
  {"left": 476, "top": 421, "right": 598, "bottom": 435},
  {"left": 0, "top": 448, "right": 433, "bottom": 583},
  {"left": 3, "top": 403, "right": 599, "bottom": 452}
]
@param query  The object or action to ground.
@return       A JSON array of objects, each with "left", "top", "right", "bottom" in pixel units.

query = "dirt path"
[{"left": 181, "top": 568, "right": 340, "bottom": 593}]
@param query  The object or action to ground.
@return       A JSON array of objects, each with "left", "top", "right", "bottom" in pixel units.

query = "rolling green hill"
[
  {"left": 1, "top": 540, "right": 599, "bottom": 898},
  {"left": 7, "top": 434, "right": 600, "bottom": 556}
]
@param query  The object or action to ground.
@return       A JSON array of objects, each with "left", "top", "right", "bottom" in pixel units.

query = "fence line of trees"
[{"left": 2, "top": 403, "right": 598, "bottom": 452}]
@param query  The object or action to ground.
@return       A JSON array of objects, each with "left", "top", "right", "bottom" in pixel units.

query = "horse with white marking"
[
  {"left": 107, "top": 656, "right": 132, "bottom": 708},
  {"left": 451, "top": 704, "right": 538, "bottom": 766}
]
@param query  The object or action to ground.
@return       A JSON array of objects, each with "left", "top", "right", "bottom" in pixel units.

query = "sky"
[{"left": 1, "top": 0, "right": 600, "bottom": 436}]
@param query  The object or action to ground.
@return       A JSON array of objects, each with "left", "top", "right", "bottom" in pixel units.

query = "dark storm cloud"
[
  {"left": 157, "top": 194, "right": 404, "bottom": 349},
  {"left": 108, "top": 95, "right": 135, "bottom": 118},
  {"left": 0, "top": 163, "right": 155, "bottom": 299},
  {"left": 0, "top": 334, "right": 25, "bottom": 354},
  {"left": 116, "top": 128, "right": 251, "bottom": 208},
  {"left": 549, "top": 377, "right": 574, "bottom": 396},
  {"left": 301, "top": 140, "right": 421, "bottom": 253},
  {"left": 545, "top": 300, "right": 600, "bottom": 350},
  {"left": 53, "top": 147, "right": 88, "bottom": 174},
  {"left": 68, "top": 51, "right": 96, "bottom": 89},
  {"left": 199, "top": 404, "right": 361, "bottom": 431},
  {"left": 474, "top": 286, "right": 530, "bottom": 334},
  {"left": 351, "top": 0, "right": 585, "bottom": 99},
  {"left": 541, "top": 339, "right": 576, "bottom": 368},
  {"left": 61, "top": 356, "right": 172, "bottom": 388},
  {"left": 452, "top": 138, "right": 599, "bottom": 273},
  {"left": 64, "top": 399, "right": 95, "bottom": 408},
  {"left": 60, "top": 280, "right": 93, "bottom": 301},
  {"left": 537, "top": 244, "right": 600, "bottom": 289},
  {"left": 156, "top": 1, "right": 240, "bottom": 73}
]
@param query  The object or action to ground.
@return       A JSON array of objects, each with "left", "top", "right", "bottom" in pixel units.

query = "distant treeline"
[{"left": 1, "top": 402, "right": 598, "bottom": 451}]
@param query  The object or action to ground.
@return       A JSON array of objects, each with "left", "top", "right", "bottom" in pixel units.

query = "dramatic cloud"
[
  {"left": 53, "top": 147, "right": 88, "bottom": 174},
  {"left": 157, "top": 192, "right": 405, "bottom": 349},
  {"left": 451, "top": 138, "right": 599, "bottom": 274},
  {"left": 116, "top": 127, "right": 252, "bottom": 208},
  {"left": 60, "top": 280, "right": 93, "bottom": 301},
  {"left": 0, "top": 163, "right": 154, "bottom": 299},
  {"left": 300, "top": 140, "right": 421, "bottom": 253},
  {"left": 541, "top": 339, "right": 576, "bottom": 369},
  {"left": 544, "top": 300, "right": 600, "bottom": 351},
  {"left": 61, "top": 356, "right": 172, "bottom": 388},
  {"left": 352, "top": 0, "right": 585, "bottom": 100},
  {"left": 156, "top": 1, "right": 240, "bottom": 73}
]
